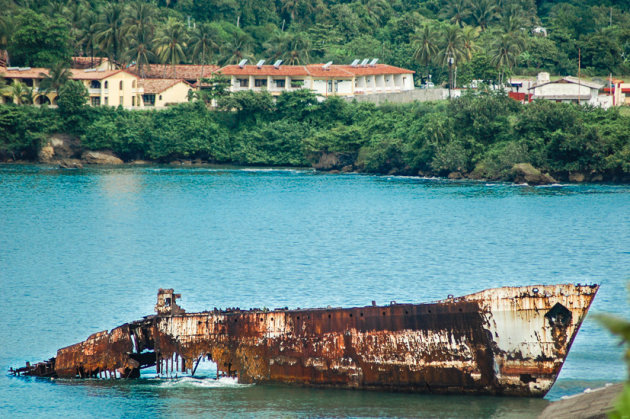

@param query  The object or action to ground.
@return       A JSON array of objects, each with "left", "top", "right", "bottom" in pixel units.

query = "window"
[
  {"left": 238, "top": 78, "right": 249, "bottom": 87},
  {"left": 275, "top": 79, "right": 285, "bottom": 88},
  {"left": 104, "top": 96, "right": 108, "bottom": 105},
  {"left": 143, "top": 94, "right": 155, "bottom": 106},
  {"left": 104, "top": 81, "right": 108, "bottom": 89},
  {"left": 327, "top": 80, "right": 333, "bottom": 93},
  {"left": 291, "top": 79, "right": 304, "bottom": 88},
  {"left": 119, "top": 96, "right": 123, "bottom": 105},
  {"left": 90, "top": 80, "right": 101, "bottom": 89},
  {"left": 119, "top": 81, "right": 123, "bottom": 90},
  {"left": 132, "top": 96, "right": 135, "bottom": 106},
  {"left": 254, "top": 79, "right": 267, "bottom": 87},
  {"left": 159, "top": 95, "right": 162, "bottom": 100},
  {"left": 91, "top": 97, "right": 101, "bottom": 106}
]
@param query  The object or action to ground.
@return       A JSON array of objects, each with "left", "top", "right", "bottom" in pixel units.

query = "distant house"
[
  {"left": 0, "top": 66, "right": 143, "bottom": 108},
  {"left": 215, "top": 62, "right": 414, "bottom": 97},
  {"left": 140, "top": 79, "right": 192, "bottom": 108},
  {"left": 602, "top": 78, "right": 626, "bottom": 107},
  {"left": 528, "top": 72, "right": 608, "bottom": 107}
]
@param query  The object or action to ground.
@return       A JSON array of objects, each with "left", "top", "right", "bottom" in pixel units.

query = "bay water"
[{"left": 1, "top": 165, "right": 629, "bottom": 418}]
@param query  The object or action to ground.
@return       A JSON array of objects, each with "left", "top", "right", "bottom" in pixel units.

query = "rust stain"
[{"left": 10, "top": 284, "right": 599, "bottom": 397}]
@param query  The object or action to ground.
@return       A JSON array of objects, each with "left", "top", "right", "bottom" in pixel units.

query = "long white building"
[{"left": 216, "top": 62, "right": 415, "bottom": 97}]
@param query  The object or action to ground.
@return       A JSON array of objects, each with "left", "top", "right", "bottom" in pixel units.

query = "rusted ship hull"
[{"left": 12, "top": 284, "right": 598, "bottom": 397}]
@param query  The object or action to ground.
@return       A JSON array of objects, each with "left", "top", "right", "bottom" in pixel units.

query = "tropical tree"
[
  {"left": 93, "top": 3, "right": 128, "bottom": 65},
  {"left": 79, "top": 12, "right": 100, "bottom": 67},
  {"left": 265, "top": 32, "right": 311, "bottom": 65},
  {"left": 9, "top": 81, "right": 34, "bottom": 105},
  {"left": 442, "top": 0, "right": 471, "bottom": 28},
  {"left": 125, "top": 28, "right": 156, "bottom": 78},
  {"left": 490, "top": 34, "right": 522, "bottom": 85},
  {"left": 124, "top": 1, "right": 156, "bottom": 37},
  {"left": 469, "top": 0, "right": 498, "bottom": 31},
  {"left": 38, "top": 62, "right": 72, "bottom": 97},
  {"left": 189, "top": 23, "right": 218, "bottom": 80},
  {"left": 438, "top": 25, "right": 467, "bottom": 67},
  {"left": 461, "top": 25, "right": 479, "bottom": 61},
  {"left": 154, "top": 18, "right": 188, "bottom": 77},
  {"left": 362, "top": 0, "right": 392, "bottom": 26},
  {"left": 0, "top": 12, "right": 13, "bottom": 53},
  {"left": 411, "top": 25, "right": 439, "bottom": 75},
  {"left": 218, "top": 32, "right": 254, "bottom": 65}
]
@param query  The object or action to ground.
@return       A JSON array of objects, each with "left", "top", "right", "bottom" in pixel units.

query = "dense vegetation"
[
  {"left": 1, "top": 90, "right": 628, "bottom": 182},
  {"left": 1, "top": 0, "right": 629, "bottom": 85}
]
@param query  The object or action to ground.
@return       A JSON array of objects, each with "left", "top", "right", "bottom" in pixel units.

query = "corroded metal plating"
[{"left": 11, "top": 284, "right": 598, "bottom": 397}]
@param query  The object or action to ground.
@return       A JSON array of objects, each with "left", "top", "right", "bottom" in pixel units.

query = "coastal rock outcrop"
[
  {"left": 511, "top": 163, "right": 557, "bottom": 185},
  {"left": 82, "top": 151, "right": 124, "bottom": 165},
  {"left": 59, "top": 159, "right": 83, "bottom": 169},
  {"left": 38, "top": 145, "right": 55, "bottom": 162}
]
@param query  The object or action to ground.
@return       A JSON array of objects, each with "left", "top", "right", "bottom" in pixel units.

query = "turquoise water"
[{"left": 1, "top": 165, "right": 629, "bottom": 418}]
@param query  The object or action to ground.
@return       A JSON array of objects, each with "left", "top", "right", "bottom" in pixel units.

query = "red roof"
[
  {"left": 217, "top": 65, "right": 310, "bottom": 77},
  {"left": 0, "top": 67, "right": 138, "bottom": 80},
  {"left": 215, "top": 64, "right": 414, "bottom": 78},
  {"left": 141, "top": 78, "right": 191, "bottom": 94},
  {"left": 304, "top": 65, "right": 353, "bottom": 78},
  {"left": 129, "top": 64, "right": 220, "bottom": 80}
]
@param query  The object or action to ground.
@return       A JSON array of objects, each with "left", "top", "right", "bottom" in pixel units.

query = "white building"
[
  {"left": 528, "top": 72, "right": 609, "bottom": 107},
  {"left": 216, "top": 62, "right": 415, "bottom": 97}
]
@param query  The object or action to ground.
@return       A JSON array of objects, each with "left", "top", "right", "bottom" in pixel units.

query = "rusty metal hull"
[{"left": 12, "top": 284, "right": 598, "bottom": 397}]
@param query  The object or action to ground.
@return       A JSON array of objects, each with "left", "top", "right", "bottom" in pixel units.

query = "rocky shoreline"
[{"left": 2, "top": 134, "right": 627, "bottom": 186}]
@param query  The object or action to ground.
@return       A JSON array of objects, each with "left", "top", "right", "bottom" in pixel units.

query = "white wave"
[
  {"left": 537, "top": 183, "right": 567, "bottom": 188},
  {"left": 158, "top": 376, "right": 252, "bottom": 389}
]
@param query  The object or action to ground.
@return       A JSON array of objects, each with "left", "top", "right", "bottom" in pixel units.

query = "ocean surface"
[{"left": 0, "top": 165, "right": 628, "bottom": 418}]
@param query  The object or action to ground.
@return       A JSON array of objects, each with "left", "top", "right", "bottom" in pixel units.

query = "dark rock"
[
  {"left": 591, "top": 173, "right": 603, "bottom": 182},
  {"left": 169, "top": 160, "right": 182, "bottom": 166},
  {"left": 59, "top": 159, "right": 83, "bottom": 169},
  {"left": 448, "top": 171, "right": 464, "bottom": 180},
  {"left": 49, "top": 134, "right": 82, "bottom": 159},
  {"left": 82, "top": 151, "right": 123, "bottom": 165},
  {"left": 129, "top": 160, "right": 151, "bottom": 165},
  {"left": 329, "top": 170, "right": 340, "bottom": 174},
  {"left": 341, "top": 165, "right": 354, "bottom": 173},
  {"left": 511, "top": 163, "right": 557, "bottom": 185}
]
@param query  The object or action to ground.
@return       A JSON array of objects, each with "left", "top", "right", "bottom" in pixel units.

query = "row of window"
[
  {"left": 90, "top": 95, "right": 157, "bottom": 106},
  {"left": 237, "top": 78, "right": 303, "bottom": 88},
  {"left": 89, "top": 80, "right": 138, "bottom": 89}
]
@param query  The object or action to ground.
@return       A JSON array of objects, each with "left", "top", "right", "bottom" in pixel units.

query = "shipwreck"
[{"left": 11, "top": 284, "right": 598, "bottom": 397}]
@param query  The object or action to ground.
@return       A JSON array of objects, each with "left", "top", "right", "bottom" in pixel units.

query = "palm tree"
[
  {"left": 411, "top": 25, "right": 439, "bottom": 75},
  {"left": 124, "top": 1, "right": 156, "bottom": 38},
  {"left": 80, "top": 12, "right": 100, "bottom": 67},
  {"left": 281, "top": 32, "right": 311, "bottom": 65},
  {"left": 490, "top": 34, "right": 521, "bottom": 85},
  {"left": 362, "top": 0, "right": 391, "bottom": 26},
  {"left": 10, "top": 81, "right": 34, "bottom": 105},
  {"left": 154, "top": 18, "right": 188, "bottom": 77},
  {"left": 437, "top": 25, "right": 467, "bottom": 67},
  {"left": 218, "top": 32, "right": 254, "bottom": 65},
  {"left": 469, "top": 0, "right": 498, "bottom": 31},
  {"left": 93, "top": 3, "right": 128, "bottom": 66},
  {"left": 461, "top": 25, "right": 479, "bottom": 61},
  {"left": 264, "top": 32, "right": 311, "bottom": 65},
  {"left": 125, "top": 27, "right": 156, "bottom": 78},
  {"left": 281, "top": 0, "right": 301, "bottom": 23},
  {"left": 441, "top": 0, "right": 471, "bottom": 28},
  {"left": 189, "top": 23, "right": 218, "bottom": 80},
  {"left": 38, "top": 62, "right": 72, "bottom": 96}
]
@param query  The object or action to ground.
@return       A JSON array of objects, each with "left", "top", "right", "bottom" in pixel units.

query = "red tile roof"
[
  {"left": 305, "top": 65, "right": 354, "bottom": 78},
  {"left": 215, "top": 63, "right": 414, "bottom": 78},
  {"left": 0, "top": 67, "right": 138, "bottom": 80},
  {"left": 129, "top": 64, "right": 220, "bottom": 80},
  {"left": 141, "top": 78, "right": 191, "bottom": 94},
  {"left": 216, "top": 65, "right": 310, "bottom": 77}
]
